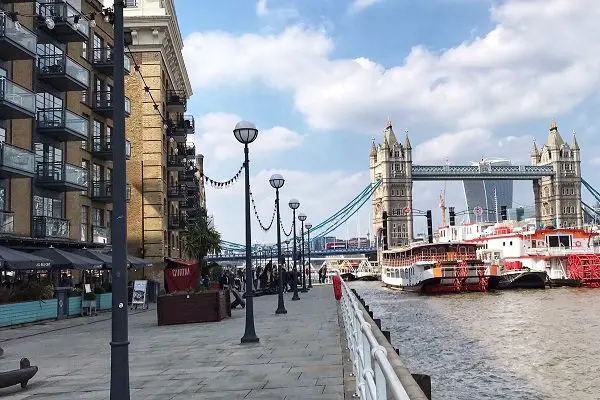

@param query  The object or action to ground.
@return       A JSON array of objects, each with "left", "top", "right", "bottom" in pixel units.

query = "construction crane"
[{"left": 439, "top": 180, "right": 447, "bottom": 227}]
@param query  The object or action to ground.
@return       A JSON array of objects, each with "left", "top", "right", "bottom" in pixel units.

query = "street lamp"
[
  {"left": 269, "top": 173, "right": 287, "bottom": 315},
  {"left": 285, "top": 239, "right": 291, "bottom": 270},
  {"left": 297, "top": 212, "right": 308, "bottom": 293},
  {"left": 305, "top": 223, "right": 313, "bottom": 288},
  {"left": 234, "top": 120, "right": 259, "bottom": 344},
  {"left": 288, "top": 199, "right": 301, "bottom": 300},
  {"left": 110, "top": 2, "right": 130, "bottom": 398}
]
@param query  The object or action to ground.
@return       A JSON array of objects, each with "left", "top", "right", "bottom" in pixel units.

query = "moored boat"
[{"left": 381, "top": 242, "right": 499, "bottom": 294}]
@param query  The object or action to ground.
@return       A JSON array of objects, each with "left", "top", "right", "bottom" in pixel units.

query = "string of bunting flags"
[
  {"left": 280, "top": 220, "right": 293, "bottom": 237},
  {"left": 200, "top": 162, "right": 245, "bottom": 189},
  {"left": 250, "top": 191, "right": 277, "bottom": 232}
]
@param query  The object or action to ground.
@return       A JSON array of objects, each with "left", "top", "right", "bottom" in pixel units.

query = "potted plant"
[{"left": 157, "top": 210, "right": 229, "bottom": 325}]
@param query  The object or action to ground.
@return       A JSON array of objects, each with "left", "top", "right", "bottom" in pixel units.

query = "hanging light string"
[
  {"left": 249, "top": 190, "right": 276, "bottom": 232},
  {"left": 280, "top": 220, "right": 293, "bottom": 237},
  {"left": 199, "top": 162, "right": 245, "bottom": 189},
  {"left": 125, "top": 45, "right": 169, "bottom": 126}
]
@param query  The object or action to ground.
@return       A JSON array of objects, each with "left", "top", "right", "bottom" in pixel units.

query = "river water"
[{"left": 349, "top": 282, "right": 600, "bottom": 400}]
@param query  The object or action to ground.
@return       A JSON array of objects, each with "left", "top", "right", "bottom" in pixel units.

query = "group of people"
[
  {"left": 318, "top": 265, "right": 329, "bottom": 283},
  {"left": 219, "top": 262, "right": 317, "bottom": 294}
]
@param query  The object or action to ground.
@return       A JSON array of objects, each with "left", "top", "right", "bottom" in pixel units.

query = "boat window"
[
  {"left": 395, "top": 269, "right": 399, "bottom": 278},
  {"left": 547, "top": 235, "right": 570, "bottom": 248},
  {"left": 423, "top": 265, "right": 431, "bottom": 270},
  {"left": 509, "top": 241, "right": 513, "bottom": 246}
]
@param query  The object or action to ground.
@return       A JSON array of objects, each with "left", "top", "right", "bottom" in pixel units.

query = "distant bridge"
[{"left": 206, "top": 247, "right": 377, "bottom": 262}]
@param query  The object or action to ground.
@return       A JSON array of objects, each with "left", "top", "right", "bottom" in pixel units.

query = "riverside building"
[{"left": 0, "top": 0, "right": 124, "bottom": 250}]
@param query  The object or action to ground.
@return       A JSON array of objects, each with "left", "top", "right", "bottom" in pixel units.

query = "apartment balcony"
[
  {"left": 0, "top": 78, "right": 36, "bottom": 119},
  {"left": 179, "top": 170, "right": 196, "bottom": 184},
  {"left": 0, "top": 13, "right": 37, "bottom": 60},
  {"left": 0, "top": 211, "right": 14, "bottom": 234},
  {"left": 91, "top": 136, "right": 131, "bottom": 160},
  {"left": 165, "top": 90, "right": 187, "bottom": 112},
  {"left": 168, "top": 215, "right": 186, "bottom": 231},
  {"left": 167, "top": 155, "right": 186, "bottom": 171},
  {"left": 185, "top": 143, "right": 196, "bottom": 156},
  {"left": 92, "top": 91, "right": 131, "bottom": 118},
  {"left": 32, "top": 216, "right": 70, "bottom": 239},
  {"left": 91, "top": 180, "right": 112, "bottom": 203},
  {"left": 167, "top": 185, "right": 186, "bottom": 202},
  {"left": 37, "top": 53, "right": 89, "bottom": 91},
  {"left": 92, "top": 225, "right": 110, "bottom": 244},
  {"left": 37, "top": 108, "right": 88, "bottom": 141},
  {"left": 167, "top": 115, "right": 194, "bottom": 138},
  {"left": 92, "top": 47, "right": 131, "bottom": 75},
  {"left": 179, "top": 198, "right": 197, "bottom": 211},
  {"left": 37, "top": 2, "right": 90, "bottom": 43},
  {"left": 0, "top": 142, "right": 36, "bottom": 178},
  {"left": 35, "top": 161, "right": 88, "bottom": 192}
]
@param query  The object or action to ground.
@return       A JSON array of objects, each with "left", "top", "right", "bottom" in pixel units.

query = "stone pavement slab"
[{"left": 0, "top": 285, "right": 344, "bottom": 399}]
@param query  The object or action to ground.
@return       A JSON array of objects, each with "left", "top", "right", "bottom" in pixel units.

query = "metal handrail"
[{"left": 338, "top": 273, "right": 411, "bottom": 400}]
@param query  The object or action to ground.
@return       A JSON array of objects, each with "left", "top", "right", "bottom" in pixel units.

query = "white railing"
[{"left": 339, "top": 275, "right": 411, "bottom": 400}]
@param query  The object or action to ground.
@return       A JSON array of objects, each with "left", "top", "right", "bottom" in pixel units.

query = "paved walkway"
[{"left": 0, "top": 286, "right": 344, "bottom": 399}]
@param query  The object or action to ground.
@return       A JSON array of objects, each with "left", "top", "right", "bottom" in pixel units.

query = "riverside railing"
[{"left": 339, "top": 275, "right": 412, "bottom": 400}]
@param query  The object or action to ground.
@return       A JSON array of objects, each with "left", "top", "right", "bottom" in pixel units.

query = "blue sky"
[{"left": 174, "top": 0, "right": 600, "bottom": 245}]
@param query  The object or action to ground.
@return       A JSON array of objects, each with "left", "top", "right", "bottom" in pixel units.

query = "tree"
[{"left": 183, "top": 210, "right": 222, "bottom": 266}]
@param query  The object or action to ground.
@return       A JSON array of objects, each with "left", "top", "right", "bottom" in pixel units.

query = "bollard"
[
  {"left": 382, "top": 330, "right": 391, "bottom": 343},
  {"left": 374, "top": 318, "right": 381, "bottom": 329},
  {"left": 411, "top": 374, "right": 432, "bottom": 400}
]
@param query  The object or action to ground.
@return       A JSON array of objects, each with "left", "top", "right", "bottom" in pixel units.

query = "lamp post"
[
  {"left": 305, "top": 223, "right": 313, "bottom": 288},
  {"left": 270, "top": 174, "right": 286, "bottom": 314},
  {"left": 234, "top": 121, "right": 259, "bottom": 344},
  {"left": 110, "top": 2, "right": 130, "bottom": 399},
  {"left": 297, "top": 212, "right": 307, "bottom": 293},
  {"left": 288, "top": 199, "right": 300, "bottom": 300},
  {"left": 285, "top": 239, "right": 290, "bottom": 271}
]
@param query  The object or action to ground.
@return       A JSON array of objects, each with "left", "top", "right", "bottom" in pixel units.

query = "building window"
[
  {"left": 81, "top": 114, "right": 89, "bottom": 149},
  {"left": 82, "top": 90, "right": 88, "bottom": 104},
  {"left": 0, "top": 127, "right": 5, "bottom": 143},
  {"left": 81, "top": 205, "right": 89, "bottom": 241},
  {"left": 93, "top": 163, "right": 102, "bottom": 182},
  {"left": 93, "top": 120, "right": 103, "bottom": 150},
  {"left": 92, "top": 208, "right": 103, "bottom": 226},
  {"left": 82, "top": 40, "right": 88, "bottom": 59},
  {"left": 34, "top": 143, "right": 62, "bottom": 164},
  {"left": 33, "top": 196, "right": 62, "bottom": 218}
]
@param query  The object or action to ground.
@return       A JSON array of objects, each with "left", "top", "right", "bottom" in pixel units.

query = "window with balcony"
[
  {"left": 35, "top": 143, "right": 62, "bottom": 165},
  {"left": 80, "top": 113, "right": 89, "bottom": 149},
  {"left": 0, "top": 187, "right": 12, "bottom": 234},
  {"left": 81, "top": 205, "right": 89, "bottom": 242},
  {"left": 32, "top": 195, "right": 68, "bottom": 239},
  {"left": 81, "top": 159, "right": 89, "bottom": 195}
]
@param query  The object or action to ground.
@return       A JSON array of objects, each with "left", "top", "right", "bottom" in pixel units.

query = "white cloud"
[
  {"left": 255, "top": 0, "right": 299, "bottom": 27},
  {"left": 348, "top": 0, "right": 383, "bottom": 14},
  {"left": 256, "top": 0, "right": 268, "bottom": 16},
  {"left": 184, "top": 0, "right": 600, "bottom": 137},
  {"left": 206, "top": 169, "right": 371, "bottom": 244},
  {"left": 194, "top": 112, "right": 305, "bottom": 162}
]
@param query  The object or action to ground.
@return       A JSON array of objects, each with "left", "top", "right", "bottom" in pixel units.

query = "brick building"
[
  {"left": 118, "top": 0, "right": 202, "bottom": 278},
  {"left": 0, "top": 0, "right": 123, "bottom": 250}
]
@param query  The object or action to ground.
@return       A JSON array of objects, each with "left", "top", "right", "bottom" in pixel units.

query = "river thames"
[{"left": 349, "top": 282, "right": 600, "bottom": 400}]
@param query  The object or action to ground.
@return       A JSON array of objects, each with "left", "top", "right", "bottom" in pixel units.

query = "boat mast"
[{"left": 494, "top": 187, "right": 499, "bottom": 223}]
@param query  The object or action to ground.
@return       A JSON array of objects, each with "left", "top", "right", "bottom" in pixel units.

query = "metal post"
[
  {"left": 275, "top": 188, "right": 286, "bottom": 314},
  {"left": 307, "top": 227, "right": 312, "bottom": 288},
  {"left": 300, "top": 220, "right": 307, "bottom": 292},
  {"left": 291, "top": 210, "right": 300, "bottom": 300},
  {"left": 110, "top": 2, "right": 130, "bottom": 399},
  {"left": 241, "top": 144, "right": 259, "bottom": 343}
]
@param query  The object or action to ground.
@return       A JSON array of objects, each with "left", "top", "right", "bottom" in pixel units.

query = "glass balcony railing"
[
  {"left": 37, "top": 108, "right": 89, "bottom": 140},
  {"left": 37, "top": 54, "right": 89, "bottom": 88},
  {"left": 0, "top": 78, "right": 36, "bottom": 115},
  {"left": 36, "top": 161, "right": 88, "bottom": 188},
  {"left": 0, "top": 142, "right": 35, "bottom": 176},
  {"left": 32, "top": 215, "right": 70, "bottom": 239},
  {"left": 0, "top": 210, "right": 14, "bottom": 234},
  {"left": 92, "top": 225, "right": 110, "bottom": 244},
  {"left": 92, "top": 180, "right": 112, "bottom": 199},
  {"left": 0, "top": 13, "right": 37, "bottom": 56},
  {"left": 93, "top": 91, "right": 131, "bottom": 116},
  {"left": 37, "top": 2, "right": 90, "bottom": 40}
]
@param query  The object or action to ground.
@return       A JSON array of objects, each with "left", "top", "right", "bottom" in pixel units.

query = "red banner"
[{"left": 165, "top": 264, "right": 199, "bottom": 292}]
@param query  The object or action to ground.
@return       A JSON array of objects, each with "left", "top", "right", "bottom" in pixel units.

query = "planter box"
[{"left": 157, "top": 290, "right": 231, "bottom": 326}]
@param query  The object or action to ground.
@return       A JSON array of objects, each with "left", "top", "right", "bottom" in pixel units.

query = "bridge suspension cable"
[
  {"left": 309, "top": 182, "right": 376, "bottom": 232},
  {"left": 311, "top": 180, "right": 382, "bottom": 241}
]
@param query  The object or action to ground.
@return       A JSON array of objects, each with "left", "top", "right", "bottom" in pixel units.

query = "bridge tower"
[
  {"left": 370, "top": 118, "right": 413, "bottom": 249},
  {"left": 531, "top": 122, "right": 583, "bottom": 227}
]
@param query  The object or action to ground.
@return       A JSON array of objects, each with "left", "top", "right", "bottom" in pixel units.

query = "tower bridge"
[{"left": 371, "top": 119, "right": 583, "bottom": 248}]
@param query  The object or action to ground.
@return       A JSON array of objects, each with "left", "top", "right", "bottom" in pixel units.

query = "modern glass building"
[{"left": 463, "top": 159, "right": 514, "bottom": 222}]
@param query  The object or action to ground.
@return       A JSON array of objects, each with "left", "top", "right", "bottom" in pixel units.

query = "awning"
[
  {"left": 32, "top": 248, "right": 103, "bottom": 270},
  {"left": 71, "top": 248, "right": 113, "bottom": 269},
  {"left": 104, "top": 250, "right": 152, "bottom": 269},
  {"left": 0, "top": 246, "right": 52, "bottom": 271}
]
